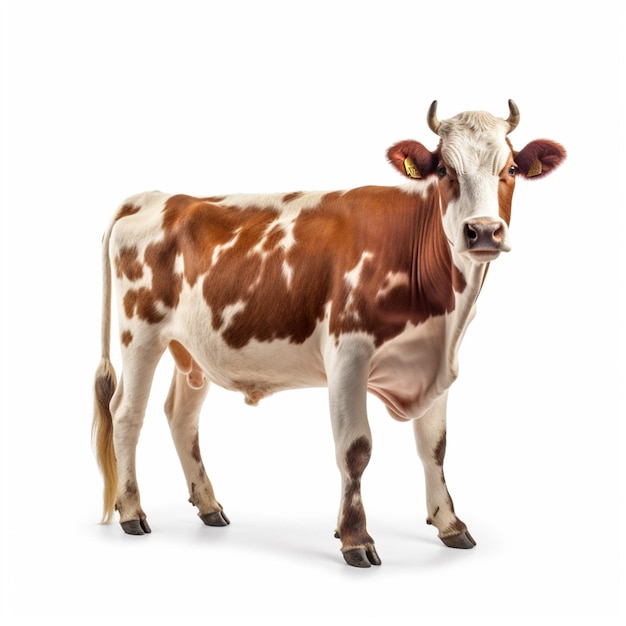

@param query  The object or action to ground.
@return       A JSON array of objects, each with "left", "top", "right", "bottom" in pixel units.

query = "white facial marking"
[{"left": 438, "top": 111, "right": 512, "bottom": 257}]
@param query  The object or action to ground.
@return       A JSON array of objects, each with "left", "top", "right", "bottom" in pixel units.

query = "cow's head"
[{"left": 387, "top": 101, "right": 566, "bottom": 263}]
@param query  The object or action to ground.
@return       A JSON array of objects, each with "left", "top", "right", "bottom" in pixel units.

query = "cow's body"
[{"left": 93, "top": 102, "right": 566, "bottom": 567}]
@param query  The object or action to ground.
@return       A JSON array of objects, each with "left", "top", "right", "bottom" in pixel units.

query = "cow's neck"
[
  {"left": 398, "top": 187, "right": 491, "bottom": 384},
  {"left": 405, "top": 186, "right": 460, "bottom": 319},
  {"left": 439, "top": 254, "right": 490, "bottom": 386}
]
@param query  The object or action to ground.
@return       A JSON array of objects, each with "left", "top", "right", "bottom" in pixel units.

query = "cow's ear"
[
  {"left": 514, "top": 139, "right": 566, "bottom": 179},
  {"left": 387, "top": 140, "right": 438, "bottom": 180}
]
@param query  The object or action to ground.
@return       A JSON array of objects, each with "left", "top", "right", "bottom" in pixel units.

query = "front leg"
[
  {"left": 327, "top": 338, "right": 381, "bottom": 568},
  {"left": 413, "top": 391, "right": 476, "bottom": 549}
]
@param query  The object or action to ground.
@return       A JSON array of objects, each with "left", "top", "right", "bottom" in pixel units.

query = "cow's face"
[{"left": 387, "top": 101, "right": 566, "bottom": 264}]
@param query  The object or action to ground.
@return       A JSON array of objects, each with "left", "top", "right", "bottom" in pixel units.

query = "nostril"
[
  {"left": 465, "top": 223, "right": 478, "bottom": 241},
  {"left": 492, "top": 225, "right": 503, "bottom": 243}
]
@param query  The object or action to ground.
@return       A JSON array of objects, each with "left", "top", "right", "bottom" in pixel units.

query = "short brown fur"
[
  {"left": 133, "top": 187, "right": 465, "bottom": 349},
  {"left": 340, "top": 436, "right": 374, "bottom": 550}
]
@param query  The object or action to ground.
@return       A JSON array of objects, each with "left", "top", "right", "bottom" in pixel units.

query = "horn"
[
  {"left": 506, "top": 99, "right": 520, "bottom": 134},
  {"left": 427, "top": 100, "right": 441, "bottom": 135}
]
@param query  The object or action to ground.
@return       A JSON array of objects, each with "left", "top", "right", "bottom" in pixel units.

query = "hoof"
[
  {"left": 120, "top": 518, "right": 151, "bottom": 535},
  {"left": 343, "top": 547, "right": 382, "bottom": 568},
  {"left": 440, "top": 530, "right": 476, "bottom": 549},
  {"left": 199, "top": 510, "right": 230, "bottom": 527}
]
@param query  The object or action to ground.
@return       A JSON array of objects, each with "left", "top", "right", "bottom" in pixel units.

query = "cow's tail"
[{"left": 92, "top": 221, "right": 118, "bottom": 524}]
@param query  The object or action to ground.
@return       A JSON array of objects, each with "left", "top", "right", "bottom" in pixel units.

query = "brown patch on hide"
[
  {"left": 339, "top": 436, "right": 374, "bottom": 549},
  {"left": 155, "top": 185, "right": 463, "bottom": 350},
  {"left": 283, "top": 191, "right": 304, "bottom": 203},
  {"left": 434, "top": 433, "right": 446, "bottom": 466},
  {"left": 115, "top": 203, "right": 141, "bottom": 221},
  {"left": 191, "top": 433, "right": 202, "bottom": 463},
  {"left": 123, "top": 287, "right": 165, "bottom": 323},
  {"left": 346, "top": 436, "right": 372, "bottom": 477},
  {"left": 114, "top": 246, "right": 144, "bottom": 281}
]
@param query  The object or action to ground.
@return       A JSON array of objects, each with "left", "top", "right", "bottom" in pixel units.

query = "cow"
[{"left": 93, "top": 101, "right": 566, "bottom": 567}]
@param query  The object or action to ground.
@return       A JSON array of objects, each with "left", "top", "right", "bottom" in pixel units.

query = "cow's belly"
[{"left": 169, "top": 326, "right": 328, "bottom": 405}]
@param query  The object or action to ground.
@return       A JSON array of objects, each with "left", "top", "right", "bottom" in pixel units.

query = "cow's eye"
[
  {"left": 508, "top": 165, "right": 517, "bottom": 176},
  {"left": 438, "top": 166, "right": 447, "bottom": 177}
]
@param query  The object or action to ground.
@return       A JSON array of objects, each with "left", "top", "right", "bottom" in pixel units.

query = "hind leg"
[
  {"left": 164, "top": 367, "right": 229, "bottom": 527},
  {"left": 110, "top": 341, "right": 165, "bottom": 535}
]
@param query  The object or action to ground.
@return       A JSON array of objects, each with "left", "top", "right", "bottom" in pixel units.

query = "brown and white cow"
[{"left": 93, "top": 101, "right": 566, "bottom": 567}]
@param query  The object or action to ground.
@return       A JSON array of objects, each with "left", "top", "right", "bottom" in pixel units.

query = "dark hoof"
[
  {"left": 440, "top": 530, "right": 476, "bottom": 549},
  {"left": 343, "top": 547, "right": 382, "bottom": 568},
  {"left": 199, "top": 510, "right": 230, "bottom": 527},
  {"left": 120, "top": 518, "right": 151, "bottom": 535}
]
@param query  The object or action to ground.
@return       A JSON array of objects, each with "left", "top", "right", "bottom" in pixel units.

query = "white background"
[{"left": 1, "top": 1, "right": 624, "bottom": 623}]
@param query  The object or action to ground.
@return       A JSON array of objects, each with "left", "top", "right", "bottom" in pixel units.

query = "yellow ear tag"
[
  {"left": 527, "top": 157, "right": 543, "bottom": 177},
  {"left": 404, "top": 156, "right": 421, "bottom": 179}
]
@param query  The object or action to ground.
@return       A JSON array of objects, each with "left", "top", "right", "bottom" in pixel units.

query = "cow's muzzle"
[{"left": 463, "top": 218, "right": 510, "bottom": 261}]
